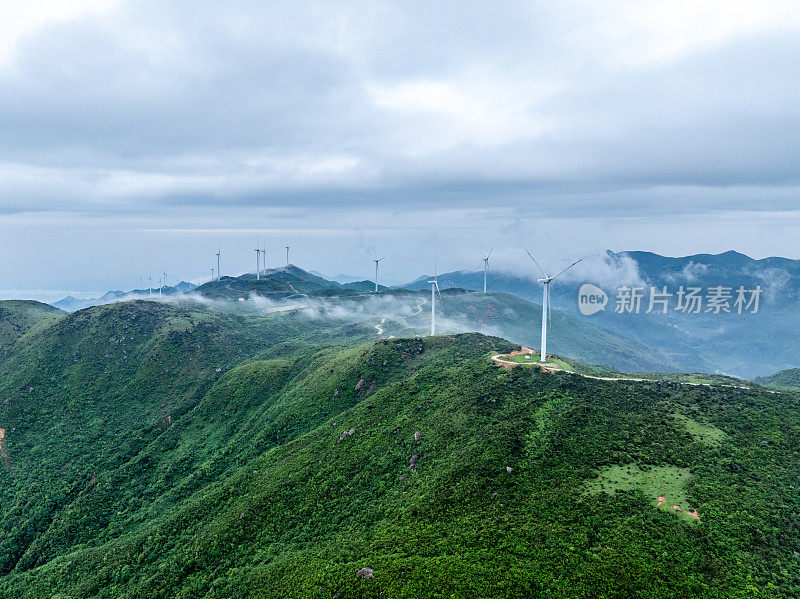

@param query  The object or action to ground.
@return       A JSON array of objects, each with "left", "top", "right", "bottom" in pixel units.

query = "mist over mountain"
[
  {"left": 404, "top": 250, "right": 800, "bottom": 378},
  {"left": 41, "top": 250, "right": 800, "bottom": 378},
  {"left": 43, "top": 264, "right": 681, "bottom": 373}
]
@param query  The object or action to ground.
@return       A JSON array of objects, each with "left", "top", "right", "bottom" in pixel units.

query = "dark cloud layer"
[{"left": 0, "top": 1, "right": 798, "bottom": 291}]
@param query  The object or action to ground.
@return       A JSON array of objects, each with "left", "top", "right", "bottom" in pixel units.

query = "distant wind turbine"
[
  {"left": 481, "top": 247, "right": 494, "bottom": 293},
  {"left": 526, "top": 249, "right": 583, "bottom": 363},
  {"left": 254, "top": 240, "right": 261, "bottom": 280},
  {"left": 215, "top": 245, "right": 221, "bottom": 280},
  {"left": 149, "top": 275, "right": 152, "bottom": 296},
  {"left": 285, "top": 244, "right": 290, "bottom": 267},
  {"left": 373, "top": 256, "right": 386, "bottom": 292},
  {"left": 428, "top": 251, "right": 442, "bottom": 336}
]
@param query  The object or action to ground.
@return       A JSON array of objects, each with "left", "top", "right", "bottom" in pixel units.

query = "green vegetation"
[
  {"left": 57, "top": 266, "right": 682, "bottom": 374},
  {"left": 584, "top": 464, "right": 697, "bottom": 522},
  {"left": 494, "top": 352, "right": 755, "bottom": 390},
  {"left": 195, "top": 267, "right": 381, "bottom": 300},
  {"left": 673, "top": 413, "right": 728, "bottom": 447},
  {"left": 0, "top": 300, "right": 63, "bottom": 349},
  {"left": 755, "top": 368, "right": 800, "bottom": 391},
  {"left": 1, "top": 298, "right": 799, "bottom": 597}
]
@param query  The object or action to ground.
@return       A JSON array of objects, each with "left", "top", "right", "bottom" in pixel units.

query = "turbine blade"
[
  {"left": 487, "top": 246, "right": 494, "bottom": 259},
  {"left": 550, "top": 257, "right": 584, "bottom": 280},
  {"left": 525, "top": 249, "right": 548, "bottom": 278}
]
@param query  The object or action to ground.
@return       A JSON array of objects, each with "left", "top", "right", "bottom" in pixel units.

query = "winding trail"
[
  {"left": 490, "top": 353, "right": 765, "bottom": 391},
  {"left": 375, "top": 318, "right": 386, "bottom": 335},
  {"left": 490, "top": 354, "right": 649, "bottom": 381}
]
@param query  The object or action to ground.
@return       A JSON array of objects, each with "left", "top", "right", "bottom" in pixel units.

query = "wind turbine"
[
  {"left": 215, "top": 245, "right": 221, "bottom": 279},
  {"left": 149, "top": 275, "right": 152, "bottom": 296},
  {"left": 163, "top": 272, "right": 168, "bottom": 294},
  {"left": 254, "top": 240, "right": 261, "bottom": 280},
  {"left": 526, "top": 249, "right": 582, "bottom": 363},
  {"left": 285, "top": 244, "right": 290, "bottom": 267},
  {"left": 210, "top": 267, "right": 214, "bottom": 281},
  {"left": 481, "top": 247, "right": 494, "bottom": 293},
  {"left": 428, "top": 251, "right": 442, "bottom": 336},
  {"left": 373, "top": 256, "right": 386, "bottom": 292}
]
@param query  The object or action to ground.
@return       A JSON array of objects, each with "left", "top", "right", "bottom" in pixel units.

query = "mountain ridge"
[{"left": 0, "top": 300, "right": 798, "bottom": 596}]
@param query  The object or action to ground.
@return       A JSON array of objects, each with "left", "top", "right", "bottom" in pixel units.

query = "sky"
[{"left": 1, "top": 0, "right": 799, "bottom": 299}]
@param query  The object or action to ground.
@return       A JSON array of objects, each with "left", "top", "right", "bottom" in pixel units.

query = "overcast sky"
[{"left": 1, "top": 0, "right": 799, "bottom": 298}]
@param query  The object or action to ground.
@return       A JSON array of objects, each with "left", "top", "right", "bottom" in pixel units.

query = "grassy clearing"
[
  {"left": 673, "top": 413, "right": 727, "bottom": 447},
  {"left": 584, "top": 464, "right": 699, "bottom": 522}
]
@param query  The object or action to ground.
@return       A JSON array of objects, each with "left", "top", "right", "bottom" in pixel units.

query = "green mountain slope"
[
  {"left": 0, "top": 300, "right": 799, "bottom": 597},
  {"left": 754, "top": 368, "right": 800, "bottom": 391},
  {"left": 48, "top": 265, "right": 675, "bottom": 373},
  {"left": 0, "top": 299, "right": 376, "bottom": 578},
  {"left": 0, "top": 300, "right": 63, "bottom": 348},
  {"left": 194, "top": 267, "right": 381, "bottom": 300}
]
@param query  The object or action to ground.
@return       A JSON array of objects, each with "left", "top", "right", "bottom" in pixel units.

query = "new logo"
[{"left": 578, "top": 283, "right": 608, "bottom": 315}]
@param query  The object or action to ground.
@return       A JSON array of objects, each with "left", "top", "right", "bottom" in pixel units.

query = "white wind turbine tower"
[
  {"left": 285, "top": 244, "right": 290, "bottom": 267},
  {"left": 526, "top": 249, "right": 582, "bottom": 363},
  {"left": 481, "top": 247, "right": 494, "bottom": 293},
  {"left": 373, "top": 256, "right": 386, "bottom": 292},
  {"left": 215, "top": 245, "right": 221, "bottom": 280},
  {"left": 428, "top": 251, "right": 442, "bottom": 336},
  {"left": 254, "top": 240, "right": 261, "bottom": 280}
]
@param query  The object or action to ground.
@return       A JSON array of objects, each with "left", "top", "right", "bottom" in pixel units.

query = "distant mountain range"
[
  {"left": 404, "top": 250, "right": 800, "bottom": 378},
  {"left": 44, "top": 251, "right": 800, "bottom": 377},
  {"left": 52, "top": 281, "right": 198, "bottom": 311}
]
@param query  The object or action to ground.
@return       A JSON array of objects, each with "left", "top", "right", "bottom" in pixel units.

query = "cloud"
[
  {"left": 748, "top": 267, "right": 791, "bottom": 303},
  {"left": 1, "top": 0, "right": 798, "bottom": 216},
  {"left": 662, "top": 261, "right": 710, "bottom": 283},
  {"left": 2, "top": 1, "right": 800, "bottom": 290},
  {"left": 559, "top": 252, "right": 645, "bottom": 288}
]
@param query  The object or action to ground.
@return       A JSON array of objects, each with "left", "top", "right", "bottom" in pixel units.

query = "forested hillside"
[
  {"left": 754, "top": 368, "right": 800, "bottom": 391},
  {"left": 0, "top": 299, "right": 798, "bottom": 597}
]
